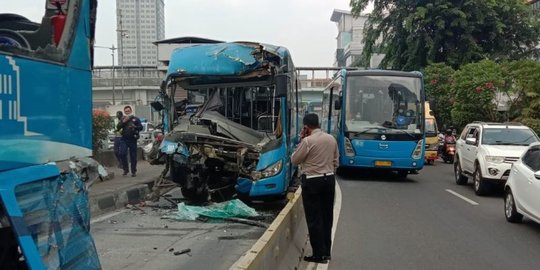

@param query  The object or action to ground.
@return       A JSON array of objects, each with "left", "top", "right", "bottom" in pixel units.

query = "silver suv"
[{"left": 454, "top": 122, "right": 539, "bottom": 195}]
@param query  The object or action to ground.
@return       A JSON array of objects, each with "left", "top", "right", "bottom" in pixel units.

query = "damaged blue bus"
[
  {"left": 152, "top": 41, "right": 301, "bottom": 202},
  {"left": 0, "top": 1, "right": 101, "bottom": 269}
]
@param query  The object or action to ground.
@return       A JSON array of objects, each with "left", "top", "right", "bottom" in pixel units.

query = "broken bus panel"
[{"left": 0, "top": 1, "right": 101, "bottom": 269}]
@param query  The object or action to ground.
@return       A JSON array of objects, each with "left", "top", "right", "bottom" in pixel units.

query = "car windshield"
[{"left": 482, "top": 128, "right": 539, "bottom": 146}]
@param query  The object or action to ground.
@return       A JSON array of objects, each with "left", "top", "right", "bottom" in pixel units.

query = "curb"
[
  {"left": 230, "top": 187, "right": 307, "bottom": 270},
  {"left": 89, "top": 182, "right": 152, "bottom": 217}
]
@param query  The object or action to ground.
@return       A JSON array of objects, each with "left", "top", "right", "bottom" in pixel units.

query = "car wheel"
[
  {"left": 473, "top": 164, "right": 490, "bottom": 196},
  {"left": 505, "top": 189, "right": 523, "bottom": 223},
  {"left": 454, "top": 158, "right": 468, "bottom": 185}
]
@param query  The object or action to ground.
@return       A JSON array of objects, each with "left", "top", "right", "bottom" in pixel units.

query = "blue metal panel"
[
  {"left": 351, "top": 140, "right": 417, "bottom": 158},
  {"left": 167, "top": 42, "right": 290, "bottom": 78},
  {"left": 248, "top": 169, "right": 286, "bottom": 197},
  {"left": 168, "top": 43, "right": 261, "bottom": 77},
  {"left": 0, "top": 0, "right": 92, "bottom": 171}
]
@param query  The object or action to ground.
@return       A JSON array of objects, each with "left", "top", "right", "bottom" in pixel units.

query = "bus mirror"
[
  {"left": 334, "top": 99, "right": 342, "bottom": 110},
  {"left": 276, "top": 74, "right": 288, "bottom": 97}
]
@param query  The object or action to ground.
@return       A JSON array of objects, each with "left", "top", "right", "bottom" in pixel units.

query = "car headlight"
[
  {"left": 251, "top": 160, "right": 283, "bottom": 181},
  {"left": 485, "top": 156, "right": 505, "bottom": 163}
]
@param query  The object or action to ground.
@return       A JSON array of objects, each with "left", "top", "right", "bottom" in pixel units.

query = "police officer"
[
  {"left": 117, "top": 106, "right": 143, "bottom": 177},
  {"left": 292, "top": 113, "right": 339, "bottom": 264}
]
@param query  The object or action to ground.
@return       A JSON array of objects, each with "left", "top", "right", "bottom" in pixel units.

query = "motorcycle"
[{"left": 440, "top": 136, "right": 456, "bottom": 163}]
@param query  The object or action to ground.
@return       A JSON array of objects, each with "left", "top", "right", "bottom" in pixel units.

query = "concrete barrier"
[
  {"left": 93, "top": 147, "right": 145, "bottom": 167},
  {"left": 230, "top": 187, "right": 307, "bottom": 270}
]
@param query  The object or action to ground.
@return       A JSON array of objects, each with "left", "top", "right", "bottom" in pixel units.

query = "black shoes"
[
  {"left": 122, "top": 171, "right": 128, "bottom": 176},
  {"left": 131, "top": 173, "right": 136, "bottom": 177},
  {"left": 322, "top": 256, "right": 331, "bottom": 260},
  {"left": 303, "top": 256, "right": 328, "bottom": 264}
]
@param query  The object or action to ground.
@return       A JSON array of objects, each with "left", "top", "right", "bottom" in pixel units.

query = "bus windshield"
[
  {"left": 425, "top": 118, "right": 437, "bottom": 136},
  {"left": 345, "top": 75, "right": 423, "bottom": 134}
]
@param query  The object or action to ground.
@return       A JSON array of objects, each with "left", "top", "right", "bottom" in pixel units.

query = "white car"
[
  {"left": 504, "top": 142, "right": 540, "bottom": 224},
  {"left": 454, "top": 122, "right": 539, "bottom": 195}
]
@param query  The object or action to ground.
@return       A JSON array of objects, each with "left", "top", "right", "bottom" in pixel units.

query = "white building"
[
  {"left": 330, "top": 9, "right": 384, "bottom": 68},
  {"left": 116, "top": 0, "right": 165, "bottom": 66}
]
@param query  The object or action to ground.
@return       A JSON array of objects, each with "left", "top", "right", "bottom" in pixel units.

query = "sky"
[{"left": 5, "top": 0, "right": 355, "bottom": 67}]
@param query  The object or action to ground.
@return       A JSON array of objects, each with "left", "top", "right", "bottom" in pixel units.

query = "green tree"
[
  {"left": 350, "top": 0, "right": 540, "bottom": 71},
  {"left": 502, "top": 60, "right": 540, "bottom": 134},
  {"left": 424, "top": 63, "right": 455, "bottom": 129},
  {"left": 451, "top": 60, "right": 505, "bottom": 129}
]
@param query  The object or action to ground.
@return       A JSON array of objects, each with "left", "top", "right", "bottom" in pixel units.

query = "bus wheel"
[{"left": 397, "top": 170, "right": 408, "bottom": 179}]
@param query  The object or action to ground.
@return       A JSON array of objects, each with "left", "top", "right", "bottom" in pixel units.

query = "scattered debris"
[
  {"left": 163, "top": 199, "right": 258, "bottom": 221},
  {"left": 222, "top": 217, "right": 268, "bottom": 228},
  {"left": 168, "top": 248, "right": 174, "bottom": 252},
  {"left": 196, "top": 217, "right": 209, "bottom": 223},
  {"left": 173, "top": 249, "right": 191, "bottom": 256}
]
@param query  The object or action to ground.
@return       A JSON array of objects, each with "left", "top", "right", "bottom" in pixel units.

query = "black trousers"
[
  {"left": 302, "top": 174, "right": 335, "bottom": 257},
  {"left": 120, "top": 139, "right": 138, "bottom": 174}
]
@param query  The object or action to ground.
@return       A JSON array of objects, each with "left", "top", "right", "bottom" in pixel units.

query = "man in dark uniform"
[
  {"left": 117, "top": 105, "right": 143, "bottom": 177},
  {"left": 292, "top": 113, "right": 339, "bottom": 264}
]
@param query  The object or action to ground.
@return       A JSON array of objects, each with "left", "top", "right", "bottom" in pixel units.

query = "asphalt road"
[
  {"left": 330, "top": 160, "right": 540, "bottom": 270},
  {"left": 90, "top": 188, "right": 283, "bottom": 270}
]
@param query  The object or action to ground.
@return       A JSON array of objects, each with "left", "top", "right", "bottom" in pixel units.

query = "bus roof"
[
  {"left": 343, "top": 69, "right": 423, "bottom": 78},
  {"left": 166, "top": 42, "right": 292, "bottom": 80}
]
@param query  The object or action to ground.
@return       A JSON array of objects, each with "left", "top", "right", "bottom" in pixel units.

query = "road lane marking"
[
  {"left": 306, "top": 180, "right": 343, "bottom": 270},
  {"left": 446, "top": 189, "right": 479, "bottom": 205},
  {"left": 90, "top": 210, "right": 126, "bottom": 225}
]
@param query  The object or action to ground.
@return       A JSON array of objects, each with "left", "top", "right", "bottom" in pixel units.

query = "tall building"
[{"left": 116, "top": 0, "right": 165, "bottom": 66}]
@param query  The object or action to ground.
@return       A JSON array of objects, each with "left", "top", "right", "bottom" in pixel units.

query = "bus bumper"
[{"left": 340, "top": 156, "right": 424, "bottom": 170}]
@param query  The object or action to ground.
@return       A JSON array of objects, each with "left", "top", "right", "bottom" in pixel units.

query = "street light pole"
[
  {"left": 95, "top": 45, "right": 117, "bottom": 105},
  {"left": 117, "top": 9, "right": 128, "bottom": 105},
  {"left": 111, "top": 49, "right": 116, "bottom": 105}
]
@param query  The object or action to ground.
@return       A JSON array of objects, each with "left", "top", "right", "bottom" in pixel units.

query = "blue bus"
[
  {"left": 153, "top": 41, "right": 301, "bottom": 202},
  {"left": 322, "top": 70, "right": 425, "bottom": 178},
  {"left": 0, "top": 1, "right": 101, "bottom": 269}
]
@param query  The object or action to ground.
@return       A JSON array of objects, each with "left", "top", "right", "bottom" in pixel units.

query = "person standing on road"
[
  {"left": 292, "top": 113, "right": 339, "bottom": 264},
  {"left": 113, "top": 111, "right": 124, "bottom": 169},
  {"left": 117, "top": 105, "right": 143, "bottom": 177}
]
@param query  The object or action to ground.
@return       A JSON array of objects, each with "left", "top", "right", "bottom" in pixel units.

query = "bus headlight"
[
  {"left": 345, "top": 137, "right": 355, "bottom": 157},
  {"left": 251, "top": 160, "right": 283, "bottom": 181},
  {"left": 412, "top": 139, "right": 424, "bottom": 159}
]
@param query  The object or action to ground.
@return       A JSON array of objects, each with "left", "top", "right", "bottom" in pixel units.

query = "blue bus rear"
[
  {"left": 322, "top": 70, "right": 425, "bottom": 177},
  {"left": 0, "top": 1, "right": 101, "bottom": 269},
  {"left": 151, "top": 42, "right": 301, "bottom": 201}
]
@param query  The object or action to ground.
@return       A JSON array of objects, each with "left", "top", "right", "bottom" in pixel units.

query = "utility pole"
[
  {"left": 117, "top": 9, "right": 128, "bottom": 105},
  {"left": 94, "top": 45, "right": 117, "bottom": 105}
]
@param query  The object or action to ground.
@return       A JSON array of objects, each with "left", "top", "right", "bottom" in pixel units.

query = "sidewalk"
[{"left": 88, "top": 161, "right": 166, "bottom": 217}]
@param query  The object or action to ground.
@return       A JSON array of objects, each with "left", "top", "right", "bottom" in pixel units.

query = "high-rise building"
[{"left": 116, "top": 0, "right": 165, "bottom": 66}]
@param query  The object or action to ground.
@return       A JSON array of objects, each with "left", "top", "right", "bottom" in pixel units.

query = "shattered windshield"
[
  {"left": 345, "top": 75, "right": 423, "bottom": 134},
  {"left": 0, "top": 1, "right": 81, "bottom": 63},
  {"left": 188, "top": 85, "right": 282, "bottom": 138}
]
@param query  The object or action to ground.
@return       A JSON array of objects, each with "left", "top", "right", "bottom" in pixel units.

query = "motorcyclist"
[{"left": 443, "top": 129, "right": 456, "bottom": 152}]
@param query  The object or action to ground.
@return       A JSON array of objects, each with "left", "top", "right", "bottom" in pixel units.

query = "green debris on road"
[{"left": 163, "top": 199, "right": 259, "bottom": 221}]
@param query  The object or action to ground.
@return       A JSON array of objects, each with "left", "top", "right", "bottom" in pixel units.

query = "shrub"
[{"left": 92, "top": 109, "right": 113, "bottom": 155}]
